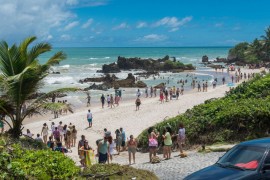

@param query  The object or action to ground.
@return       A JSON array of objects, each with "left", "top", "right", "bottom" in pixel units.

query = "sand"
[{"left": 23, "top": 68, "right": 261, "bottom": 163}]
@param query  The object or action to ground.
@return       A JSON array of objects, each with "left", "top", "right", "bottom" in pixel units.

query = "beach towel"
[{"left": 85, "top": 149, "right": 96, "bottom": 167}]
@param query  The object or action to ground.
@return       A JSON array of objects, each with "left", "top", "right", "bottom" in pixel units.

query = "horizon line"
[{"left": 53, "top": 46, "right": 233, "bottom": 48}]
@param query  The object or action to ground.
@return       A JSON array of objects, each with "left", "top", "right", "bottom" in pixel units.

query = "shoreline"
[{"left": 22, "top": 68, "right": 261, "bottom": 164}]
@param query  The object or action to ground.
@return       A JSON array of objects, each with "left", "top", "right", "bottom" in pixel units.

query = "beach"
[{"left": 22, "top": 68, "right": 261, "bottom": 168}]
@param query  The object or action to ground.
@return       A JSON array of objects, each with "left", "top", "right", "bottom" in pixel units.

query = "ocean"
[{"left": 39, "top": 47, "right": 231, "bottom": 107}]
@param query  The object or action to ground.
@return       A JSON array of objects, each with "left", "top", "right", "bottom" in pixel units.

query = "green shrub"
[
  {"left": 0, "top": 136, "right": 80, "bottom": 179},
  {"left": 80, "top": 163, "right": 158, "bottom": 180}
]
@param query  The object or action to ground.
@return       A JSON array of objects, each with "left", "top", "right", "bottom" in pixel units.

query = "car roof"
[{"left": 239, "top": 137, "right": 270, "bottom": 148}]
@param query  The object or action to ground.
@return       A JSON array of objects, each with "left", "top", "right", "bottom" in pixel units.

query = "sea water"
[{"left": 39, "top": 47, "right": 230, "bottom": 107}]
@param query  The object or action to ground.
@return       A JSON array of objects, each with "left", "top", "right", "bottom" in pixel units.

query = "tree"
[
  {"left": 228, "top": 42, "right": 249, "bottom": 62},
  {"left": 0, "top": 36, "right": 77, "bottom": 138},
  {"left": 245, "top": 38, "right": 264, "bottom": 63},
  {"left": 261, "top": 26, "right": 270, "bottom": 61}
]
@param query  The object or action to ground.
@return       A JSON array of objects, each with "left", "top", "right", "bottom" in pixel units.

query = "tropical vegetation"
[
  {"left": 137, "top": 73, "right": 270, "bottom": 149},
  {"left": 228, "top": 26, "right": 270, "bottom": 64},
  {"left": 0, "top": 135, "right": 80, "bottom": 179},
  {"left": 80, "top": 164, "right": 158, "bottom": 180},
  {"left": 0, "top": 36, "right": 77, "bottom": 138}
]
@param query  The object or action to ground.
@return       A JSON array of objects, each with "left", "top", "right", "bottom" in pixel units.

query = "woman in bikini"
[
  {"left": 127, "top": 135, "right": 137, "bottom": 165},
  {"left": 148, "top": 127, "right": 159, "bottom": 162}
]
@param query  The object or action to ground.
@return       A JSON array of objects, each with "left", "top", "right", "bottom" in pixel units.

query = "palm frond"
[
  {"left": 19, "top": 36, "right": 37, "bottom": 54},
  {"left": 0, "top": 98, "right": 14, "bottom": 120},
  {"left": 42, "top": 102, "right": 74, "bottom": 113},
  {"left": 32, "top": 87, "right": 81, "bottom": 104},
  {"left": 45, "top": 51, "right": 66, "bottom": 66},
  {"left": 27, "top": 43, "right": 52, "bottom": 65}
]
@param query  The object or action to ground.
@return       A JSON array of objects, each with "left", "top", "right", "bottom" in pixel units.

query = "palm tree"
[
  {"left": 245, "top": 38, "right": 264, "bottom": 63},
  {"left": 0, "top": 36, "right": 77, "bottom": 138},
  {"left": 261, "top": 26, "right": 270, "bottom": 61}
]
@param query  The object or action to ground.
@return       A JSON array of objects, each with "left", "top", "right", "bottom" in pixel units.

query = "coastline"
[{"left": 22, "top": 68, "right": 261, "bottom": 164}]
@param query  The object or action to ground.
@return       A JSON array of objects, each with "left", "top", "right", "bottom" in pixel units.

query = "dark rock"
[
  {"left": 79, "top": 77, "right": 104, "bottom": 83},
  {"left": 154, "top": 83, "right": 165, "bottom": 89},
  {"left": 136, "top": 81, "right": 147, "bottom": 88},
  {"left": 202, "top": 55, "right": 209, "bottom": 63},
  {"left": 215, "top": 57, "right": 227, "bottom": 63},
  {"left": 101, "top": 62, "right": 120, "bottom": 73},
  {"left": 99, "top": 55, "right": 193, "bottom": 73},
  {"left": 84, "top": 83, "right": 109, "bottom": 91},
  {"left": 171, "top": 69, "right": 184, "bottom": 73},
  {"left": 79, "top": 74, "right": 119, "bottom": 84}
]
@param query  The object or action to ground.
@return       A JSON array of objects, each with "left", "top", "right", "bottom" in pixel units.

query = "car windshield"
[{"left": 217, "top": 145, "right": 266, "bottom": 170}]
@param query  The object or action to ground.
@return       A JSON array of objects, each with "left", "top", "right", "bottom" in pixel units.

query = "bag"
[
  {"left": 149, "top": 138, "right": 158, "bottom": 147},
  {"left": 151, "top": 156, "right": 161, "bottom": 164}
]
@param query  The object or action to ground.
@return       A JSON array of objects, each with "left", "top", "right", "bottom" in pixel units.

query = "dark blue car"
[{"left": 184, "top": 138, "right": 270, "bottom": 180}]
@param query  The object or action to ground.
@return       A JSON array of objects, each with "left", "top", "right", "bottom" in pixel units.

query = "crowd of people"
[
  {"left": 148, "top": 123, "right": 186, "bottom": 162},
  {"left": 24, "top": 122, "right": 78, "bottom": 153},
  {"left": 1, "top": 66, "right": 260, "bottom": 169},
  {"left": 76, "top": 127, "right": 138, "bottom": 166}
]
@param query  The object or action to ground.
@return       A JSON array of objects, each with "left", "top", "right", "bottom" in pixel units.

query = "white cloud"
[
  {"left": 154, "top": 16, "right": 192, "bottom": 31},
  {"left": 215, "top": 23, "right": 223, "bottom": 27},
  {"left": 64, "top": 21, "right": 79, "bottom": 31},
  {"left": 82, "top": 18, "right": 94, "bottom": 29},
  {"left": 66, "top": 0, "right": 78, "bottom": 5},
  {"left": 136, "top": 22, "right": 147, "bottom": 28},
  {"left": 112, "top": 23, "right": 129, "bottom": 30},
  {"left": 47, "top": 35, "right": 53, "bottom": 40},
  {"left": 169, "top": 28, "right": 179, "bottom": 32},
  {"left": 135, "top": 34, "right": 167, "bottom": 42},
  {"left": 66, "top": 0, "right": 109, "bottom": 7},
  {"left": 60, "top": 34, "right": 71, "bottom": 41},
  {"left": 0, "top": 0, "right": 75, "bottom": 42}
]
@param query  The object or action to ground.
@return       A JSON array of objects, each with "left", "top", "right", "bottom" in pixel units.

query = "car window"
[{"left": 218, "top": 145, "right": 266, "bottom": 170}]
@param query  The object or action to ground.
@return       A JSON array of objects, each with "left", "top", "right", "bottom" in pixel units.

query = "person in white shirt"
[
  {"left": 26, "top": 129, "right": 34, "bottom": 138},
  {"left": 87, "top": 109, "right": 93, "bottom": 128},
  {"left": 177, "top": 123, "right": 186, "bottom": 155},
  {"left": 35, "top": 134, "right": 43, "bottom": 142},
  {"left": 58, "top": 121, "right": 64, "bottom": 142}
]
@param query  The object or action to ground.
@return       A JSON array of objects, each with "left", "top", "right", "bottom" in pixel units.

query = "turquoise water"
[
  {"left": 39, "top": 47, "right": 231, "bottom": 107},
  {"left": 40, "top": 47, "right": 230, "bottom": 66}
]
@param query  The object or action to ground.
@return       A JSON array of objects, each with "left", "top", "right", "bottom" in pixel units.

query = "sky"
[{"left": 0, "top": 0, "right": 270, "bottom": 47}]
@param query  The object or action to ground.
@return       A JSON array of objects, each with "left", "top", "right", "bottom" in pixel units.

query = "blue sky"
[{"left": 0, "top": 0, "right": 270, "bottom": 47}]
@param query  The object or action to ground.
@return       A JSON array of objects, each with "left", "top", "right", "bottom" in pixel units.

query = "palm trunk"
[{"left": 11, "top": 121, "right": 22, "bottom": 138}]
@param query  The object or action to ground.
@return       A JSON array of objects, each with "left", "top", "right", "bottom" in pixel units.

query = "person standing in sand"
[
  {"left": 78, "top": 135, "right": 86, "bottom": 166},
  {"left": 163, "top": 126, "right": 172, "bottom": 160},
  {"left": 58, "top": 121, "right": 64, "bottom": 142},
  {"left": 135, "top": 97, "right": 141, "bottom": 111},
  {"left": 107, "top": 94, "right": 111, "bottom": 107},
  {"left": 127, "top": 135, "right": 137, "bottom": 165},
  {"left": 41, "top": 123, "right": 49, "bottom": 143},
  {"left": 110, "top": 94, "right": 115, "bottom": 108},
  {"left": 108, "top": 136, "right": 117, "bottom": 163},
  {"left": 87, "top": 109, "right": 93, "bottom": 128},
  {"left": 100, "top": 94, "right": 105, "bottom": 108},
  {"left": 97, "top": 133, "right": 110, "bottom": 164},
  {"left": 160, "top": 90, "right": 164, "bottom": 103},
  {"left": 177, "top": 123, "right": 186, "bottom": 156},
  {"left": 148, "top": 127, "right": 159, "bottom": 162},
  {"left": 71, "top": 125, "right": 77, "bottom": 147},
  {"left": 86, "top": 92, "right": 91, "bottom": 107}
]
